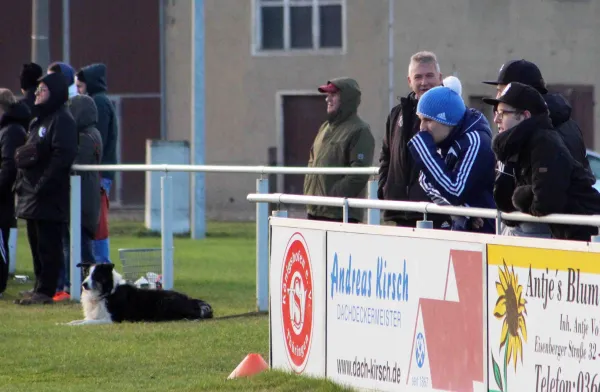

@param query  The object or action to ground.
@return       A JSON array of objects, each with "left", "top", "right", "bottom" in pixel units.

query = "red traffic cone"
[{"left": 227, "top": 353, "right": 269, "bottom": 379}]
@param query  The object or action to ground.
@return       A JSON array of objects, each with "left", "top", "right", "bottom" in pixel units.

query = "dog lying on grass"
[{"left": 65, "top": 263, "right": 213, "bottom": 326}]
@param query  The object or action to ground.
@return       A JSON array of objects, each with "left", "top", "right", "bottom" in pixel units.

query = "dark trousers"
[
  {"left": 26, "top": 219, "right": 64, "bottom": 297},
  {"left": 58, "top": 225, "right": 95, "bottom": 292},
  {"left": 0, "top": 226, "right": 10, "bottom": 294},
  {"left": 307, "top": 214, "right": 361, "bottom": 224}
]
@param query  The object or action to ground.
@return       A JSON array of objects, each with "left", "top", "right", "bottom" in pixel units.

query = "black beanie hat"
[{"left": 20, "top": 63, "right": 43, "bottom": 91}]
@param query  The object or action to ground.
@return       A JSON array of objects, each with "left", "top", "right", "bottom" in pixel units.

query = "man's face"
[
  {"left": 325, "top": 92, "right": 341, "bottom": 114},
  {"left": 407, "top": 62, "right": 443, "bottom": 99},
  {"left": 419, "top": 115, "right": 452, "bottom": 144},
  {"left": 34, "top": 83, "right": 50, "bottom": 105},
  {"left": 494, "top": 102, "right": 526, "bottom": 133},
  {"left": 76, "top": 79, "right": 87, "bottom": 95}
]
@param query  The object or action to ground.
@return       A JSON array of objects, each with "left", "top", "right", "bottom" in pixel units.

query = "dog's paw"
[{"left": 62, "top": 320, "right": 85, "bottom": 326}]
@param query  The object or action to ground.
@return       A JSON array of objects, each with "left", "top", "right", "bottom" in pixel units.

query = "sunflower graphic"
[{"left": 491, "top": 260, "right": 527, "bottom": 392}]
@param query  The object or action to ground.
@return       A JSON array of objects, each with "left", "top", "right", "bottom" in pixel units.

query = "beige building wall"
[{"left": 165, "top": 0, "right": 600, "bottom": 221}]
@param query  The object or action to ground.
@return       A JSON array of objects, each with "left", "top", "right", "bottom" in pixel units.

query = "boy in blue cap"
[
  {"left": 407, "top": 82, "right": 496, "bottom": 233},
  {"left": 48, "top": 62, "right": 78, "bottom": 99}
]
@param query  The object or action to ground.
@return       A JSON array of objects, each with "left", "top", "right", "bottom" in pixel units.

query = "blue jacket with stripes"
[{"left": 407, "top": 108, "right": 496, "bottom": 233}]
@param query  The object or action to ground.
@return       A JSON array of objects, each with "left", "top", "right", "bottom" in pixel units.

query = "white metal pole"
[
  {"left": 342, "top": 199, "right": 349, "bottom": 223},
  {"left": 8, "top": 228, "right": 17, "bottom": 275},
  {"left": 367, "top": 179, "right": 379, "bottom": 225},
  {"left": 388, "top": 0, "right": 395, "bottom": 112},
  {"left": 191, "top": 0, "right": 207, "bottom": 239},
  {"left": 62, "top": 0, "right": 70, "bottom": 63},
  {"left": 161, "top": 174, "right": 174, "bottom": 290},
  {"left": 256, "top": 178, "right": 269, "bottom": 312},
  {"left": 159, "top": 0, "right": 167, "bottom": 139},
  {"left": 69, "top": 175, "right": 82, "bottom": 301}
]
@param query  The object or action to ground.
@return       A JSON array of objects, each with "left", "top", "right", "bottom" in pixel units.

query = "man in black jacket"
[
  {"left": 378, "top": 51, "right": 449, "bottom": 228},
  {"left": 483, "top": 59, "right": 595, "bottom": 237},
  {"left": 0, "top": 90, "right": 28, "bottom": 296},
  {"left": 14, "top": 73, "right": 78, "bottom": 305},
  {"left": 484, "top": 82, "right": 600, "bottom": 242},
  {"left": 54, "top": 94, "right": 103, "bottom": 301}
]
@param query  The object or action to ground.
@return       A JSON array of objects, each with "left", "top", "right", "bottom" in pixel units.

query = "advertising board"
[
  {"left": 326, "top": 231, "right": 487, "bottom": 391},
  {"left": 487, "top": 244, "right": 600, "bottom": 392},
  {"left": 270, "top": 225, "right": 326, "bottom": 377}
]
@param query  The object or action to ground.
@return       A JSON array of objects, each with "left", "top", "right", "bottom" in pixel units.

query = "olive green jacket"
[{"left": 303, "top": 77, "right": 375, "bottom": 221}]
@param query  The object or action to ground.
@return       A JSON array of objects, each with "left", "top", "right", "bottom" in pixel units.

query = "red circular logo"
[{"left": 281, "top": 232, "right": 313, "bottom": 373}]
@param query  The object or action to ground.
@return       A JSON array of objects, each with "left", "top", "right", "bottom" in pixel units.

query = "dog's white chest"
[{"left": 82, "top": 292, "right": 112, "bottom": 321}]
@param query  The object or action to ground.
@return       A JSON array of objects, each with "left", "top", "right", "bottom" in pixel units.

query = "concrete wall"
[{"left": 165, "top": 0, "right": 600, "bottom": 220}]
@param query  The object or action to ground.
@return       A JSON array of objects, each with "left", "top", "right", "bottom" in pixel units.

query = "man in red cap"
[{"left": 303, "top": 77, "right": 374, "bottom": 223}]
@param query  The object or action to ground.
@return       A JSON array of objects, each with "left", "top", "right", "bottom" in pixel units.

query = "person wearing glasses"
[
  {"left": 483, "top": 59, "right": 594, "bottom": 238},
  {"left": 484, "top": 82, "right": 600, "bottom": 241},
  {"left": 14, "top": 73, "right": 77, "bottom": 305}
]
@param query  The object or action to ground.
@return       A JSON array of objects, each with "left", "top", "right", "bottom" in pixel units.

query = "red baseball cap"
[{"left": 317, "top": 81, "right": 339, "bottom": 93}]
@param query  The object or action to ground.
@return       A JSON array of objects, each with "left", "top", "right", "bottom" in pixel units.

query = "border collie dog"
[{"left": 66, "top": 263, "right": 213, "bottom": 326}]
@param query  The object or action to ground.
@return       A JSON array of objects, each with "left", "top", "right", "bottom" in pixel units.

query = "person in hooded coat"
[
  {"left": 0, "top": 89, "right": 28, "bottom": 296},
  {"left": 76, "top": 63, "right": 117, "bottom": 264},
  {"left": 54, "top": 94, "right": 102, "bottom": 301},
  {"left": 14, "top": 73, "right": 78, "bottom": 305},
  {"left": 303, "top": 77, "right": 375, "bottom": 223}
]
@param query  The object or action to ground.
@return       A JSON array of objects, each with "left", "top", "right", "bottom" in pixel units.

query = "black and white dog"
[{"left": 66, "top": 263, "right": 213, "bottom": 326}]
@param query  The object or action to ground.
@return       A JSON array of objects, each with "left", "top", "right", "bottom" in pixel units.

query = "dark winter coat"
[
  {"left": 15, "top": 73, "right": 78, "bottom": 223},
  {"left": 69, "top": 95, "right": 103, "bottom": 237},
  {"left": 0, "top": 102, "right": 28, "bottom": 227},
  {"left": 378, "top": 92, "right": 449, "bottom": 224},
  {"left": 492, "top": 114, "right": 600, "bottom": 241},
  {"left": 78, "top": 63, "right": 118, "bottom": 181},
  {"left": 544, "top": 93, "right": 593, "bottom": 177}
]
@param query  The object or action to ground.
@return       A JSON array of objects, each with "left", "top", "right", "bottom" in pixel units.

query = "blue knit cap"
[
  {"left": 417, "top": 86, "right": 466, "bottom": 126},
  {"left": 56, "top": 62, "right": 75, "bottom": 85}
]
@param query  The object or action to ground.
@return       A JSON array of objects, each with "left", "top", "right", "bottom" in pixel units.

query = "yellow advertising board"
[{"left": 487, "top": 244, "right": 600, "bottom": 392}]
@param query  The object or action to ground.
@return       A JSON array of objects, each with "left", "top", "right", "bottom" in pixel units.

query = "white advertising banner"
[
  {"left": 270, "top": 225, "right": 326, "bottom": 377},
  {"left": 326, "top": 231, "right": 486, "bottom": 391},
  {"left": 487, "top": 244, "right": 600, "bottom": 392}
]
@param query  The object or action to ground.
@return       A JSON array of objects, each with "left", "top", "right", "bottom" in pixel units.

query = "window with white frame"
[{"left": 256, "top": 0, "right": 344, "bottom": 53}]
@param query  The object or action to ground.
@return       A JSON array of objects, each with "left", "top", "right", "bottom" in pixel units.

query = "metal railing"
[
  {"left": 247, "top": 193, "right": 600, "bottom": 230},
  {"left": 68, "top": 164, "right": 378, "bottom": 307},
  {"left": 68, "top": 163, "right": 600, "bottom": 310}
]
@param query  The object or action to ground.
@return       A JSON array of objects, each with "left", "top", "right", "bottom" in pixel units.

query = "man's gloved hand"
[{"left": 512, "top": 185, "right": 533, "bottom": 213}]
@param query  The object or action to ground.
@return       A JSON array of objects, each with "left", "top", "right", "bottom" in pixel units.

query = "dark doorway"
[{"left": 282, "top": 94, "right": 328, "bottom": 194}]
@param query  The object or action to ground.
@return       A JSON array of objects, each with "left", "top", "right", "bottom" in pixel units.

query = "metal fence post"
[
  {"left": 8, "top": 228, "right": 17, "bottom": 275},
  {"left": 367, "top": 179, "right": 379, "bottom": 225},
  {"left": 592, "top": 229, "right": 600, "bottom": 243},
  {"left": 495, "top": 210, "right": 503, "bottom": 235},
  {"left": 417, "top": 208, "right": 433, "bottom": 229},
  {"left": 161, "top": 174, "right": 174, "bottom": 290},
  {"left": 342, "top": 198, "right": 349, "bottom": 223},
  {"left": 69, "top": 175, "right": 82, "bottom": 302},
  {"left": 256, "top": 177, "right": 269, "bottom": 312}
]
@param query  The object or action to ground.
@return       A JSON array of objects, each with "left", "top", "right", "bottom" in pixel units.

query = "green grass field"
[{"left": 0, "top": 221, "right": 352, "bottom": 392}]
